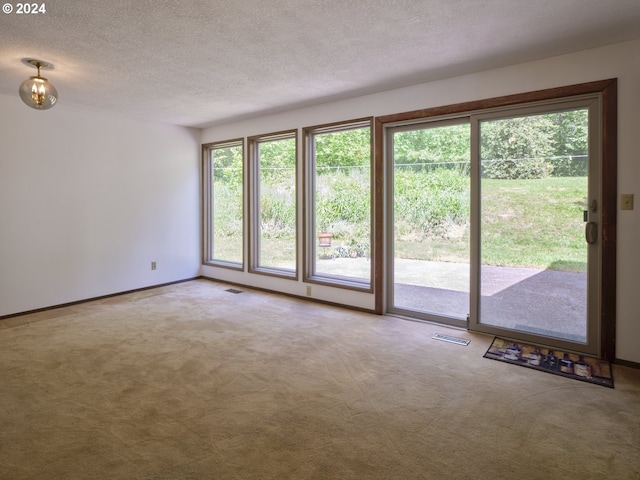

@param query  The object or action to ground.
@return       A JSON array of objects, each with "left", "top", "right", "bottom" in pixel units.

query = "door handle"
[{"left": 585, "top": 221, "right": 597, "bottom": 244}]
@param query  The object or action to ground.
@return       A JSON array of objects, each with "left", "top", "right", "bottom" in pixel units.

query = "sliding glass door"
[
  {"left": 471, "top": 100, "right": 600, "bottom": 353},
  {"left": 385, "top": 96, "right": 603, "bottom": 355},
  {"left": 387, "top": 120, "right": 470, "bottom": 325}
]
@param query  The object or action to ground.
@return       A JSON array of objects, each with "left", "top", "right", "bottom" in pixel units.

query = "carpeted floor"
[{"left": 1, "top": 279, "right": 639, "bottom": 479}]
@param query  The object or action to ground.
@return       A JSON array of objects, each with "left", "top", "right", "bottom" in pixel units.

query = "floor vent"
[
  {"left": 225, "top": 288, "right": 243, "bottom": 294},
  {"left": 432, "top": 333, "right": 470, "bottom": 346}
]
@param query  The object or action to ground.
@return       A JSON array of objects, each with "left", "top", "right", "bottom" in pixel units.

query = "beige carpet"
[{"left": 1, "top": 279, "right": 639, "bottom": 480}]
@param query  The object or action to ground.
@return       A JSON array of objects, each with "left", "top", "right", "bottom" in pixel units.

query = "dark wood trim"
[
  {"left": 614, "top": 358, "right": 640, "bottom": 370},
  {"left": 0, "top": 277, "right": 201, "bottom": 321},
  {"left": 599, "top": 79, "right": 617, "bottom": 361},
  {"left": 374, "top": 79, "right": 618, "bottom": 359},
  {"left": 376, "top": 79, "right": 617, "bottom": 124}
]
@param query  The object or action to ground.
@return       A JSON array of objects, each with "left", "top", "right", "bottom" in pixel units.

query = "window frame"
[
  {"left": 202, "top": 138, "right": 245, "bottom": 270},
  {"left": 247, "top": 129, "right": 299, "bottom": 279},
  {"left": 303, "top": 117, "right": 374, "bottom": 291},
  {"left": 375, "top": 79, "right": 617, "bottom": 360}
]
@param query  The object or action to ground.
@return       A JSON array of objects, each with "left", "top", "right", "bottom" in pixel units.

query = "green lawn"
[
  {"left": 212, "top": 176, "right": 589, "bottom": 273},
  {"left": 481, "top": 176, "right": 588, "bottom": 271},
  {"left": 396, "top": 176, "right": 588, "bottom": 272}
]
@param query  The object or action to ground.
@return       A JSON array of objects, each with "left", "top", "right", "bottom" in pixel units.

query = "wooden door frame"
[{"left": 373, "top": 79, "right": 617, "bottom": 360}]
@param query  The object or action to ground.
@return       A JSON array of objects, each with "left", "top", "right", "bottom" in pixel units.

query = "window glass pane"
[
  {"left": 255, "top": 136, "right": 297, "bottom": 272},
  {"left": 210, "top": 142, "right": 243, "bottom": 264},
  {"left": 479, "top": 108, "right": 589, "bottom": 342},
  {"left": 392, "top": 122, "right": 470, "bottom": 320},
  {"left": 312, "top": 125, "right": 371, "bottom": 284}
]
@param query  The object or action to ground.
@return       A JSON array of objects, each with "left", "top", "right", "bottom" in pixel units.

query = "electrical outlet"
[
  {"left": 620, "top": 194, "right": 634, "bottom": 210},
  {"left": 151, "top": 261, "right": 157, "bottom": 270},
  {"left": 306, "top": 285, "right": 312, "bottom": 296}
]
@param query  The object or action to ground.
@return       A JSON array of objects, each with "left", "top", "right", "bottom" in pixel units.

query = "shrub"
[
  {"left": 259, "top": 184, "right": 296, "bottom": 238},
  {"left": 316, "top": 169, "right": 370, "bottom": 230},
  {"left": 481, "top": 158, "right": 554, "bottom": 179},
  {"left": 212, "top": 183, "right": 243, "bottom": 236},
  {"left": 547, "top": 155, "right": 588, "bottom": 177},
  {"left": 394, "top": 168, "right": 469, "bottom": 238}
]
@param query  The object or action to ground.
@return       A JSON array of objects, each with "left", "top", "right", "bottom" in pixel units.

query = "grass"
[
  {"left": 397, "top": 176, "right": 588, "bottom": 272},
  {"left": 481, "top": 176, "right": 587, "bottom": 271},
  {"left": 211, "top": 175, "right": 589, "bottom": 273}
]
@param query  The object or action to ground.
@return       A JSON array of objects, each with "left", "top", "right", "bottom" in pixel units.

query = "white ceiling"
[{"left": 2, "top": 0, "right": 640, "bottom": 128}]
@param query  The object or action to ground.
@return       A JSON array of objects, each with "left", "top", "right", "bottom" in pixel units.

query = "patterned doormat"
[{"left": 484, "top": 337, "right": 614, "bottom": 388}]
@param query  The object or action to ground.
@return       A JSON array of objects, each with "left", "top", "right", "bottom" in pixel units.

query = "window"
[
  {"left": 202, "top": 139, "right": 244, "bottom": 268},
  {"left": 388, "top": 119, "right": 470, "bottom": 321},
  {"left": 248, "top": 131, "right": 297, "bottom": 277},
  {"left": 375, "top": 79, "right": 617, "bottom": 358},
  {"left": 304, "top": 119, "right": 373, "bottom": 289}
]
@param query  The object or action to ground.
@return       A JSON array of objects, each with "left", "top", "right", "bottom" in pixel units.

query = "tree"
[
  {"left": 315, "top": 127, "right": 370, "bottom": 171},
  {"left": 257, "top": 137, "right": 296, "bottom": 182},
  {"left": 480, "top": 115, "right": 555, "bottom": 179},
  {"left": 393, "top": 124, "right": 470, "bottom": 173},
  {"left": 212, "top": 144, "right": 243, "bottom": 185},
  {"left": 548, "top": 109, "right": 589, "bottom": 176}
]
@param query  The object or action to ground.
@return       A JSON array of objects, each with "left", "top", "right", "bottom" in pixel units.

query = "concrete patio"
[{"left": 317, "top": 257, "right": 587, "bottom": 342}]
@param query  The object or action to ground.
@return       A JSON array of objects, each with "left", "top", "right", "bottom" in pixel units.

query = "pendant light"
[{"left": 19, "top": 58, "right": 58, "bottom": 110}]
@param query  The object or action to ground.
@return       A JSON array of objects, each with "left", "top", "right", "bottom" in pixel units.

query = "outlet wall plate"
[{"left": 620, "top": 194, "right": 634, "bottom": 210}]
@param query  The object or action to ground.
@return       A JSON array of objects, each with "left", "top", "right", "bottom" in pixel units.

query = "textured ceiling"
[{"left": 2, "top": 0, "right": 640, "bottom": 128}]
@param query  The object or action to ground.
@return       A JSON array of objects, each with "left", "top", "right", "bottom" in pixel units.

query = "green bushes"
[
  {"left": 259, "top": 183, "right": 296, "bottom": 237},
  {"left": 479, "top": 109, "right": 588, "bottom": 180},
  {"left": 315, "top": 169, "right": 371, "bottom": 256},
  {"left": 394, "top": 168, "right": 469, "bottom": 238},
  {"left": 547, "top": 155, "right": 588, "bottom": 177},
  {"left": 240, "top": 167, "right": 470, "bottom": 248},
  {"left": 481, "top": 158, "right": 554, "bottom": 179},
  {"left": 246, "top": 166, "right": 469, "bottom": 256},
  {"left": 314, "top": 167, "right": 469, "bottom": 257},
  {"left": 212, "top": 186, "right": 242, "bottom": 233},
  {"left": 316, "top": 170, "right": 369, "bottom": 230},
  {"left": 314, "top": 167, "right": 469, "bottom": 255},
  {"left": 481, "top": 156, "right": 588, "bottom": 179}
]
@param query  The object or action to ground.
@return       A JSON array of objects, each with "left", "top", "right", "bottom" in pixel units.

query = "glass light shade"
[{"left": 19, "top": 75, "right": 58, "bottom": 110}]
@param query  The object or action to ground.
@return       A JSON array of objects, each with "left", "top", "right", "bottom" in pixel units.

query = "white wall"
[
  {"left": 201, "top": 39, "right": 640, "bottom": 363},
  {"left": 0, "top": 95, "right": 201, "bottom": 316}
]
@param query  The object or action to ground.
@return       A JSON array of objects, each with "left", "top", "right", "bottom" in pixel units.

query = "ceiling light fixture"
[{"left": 19, "top": 58, "right": 58, "bottom": 110}]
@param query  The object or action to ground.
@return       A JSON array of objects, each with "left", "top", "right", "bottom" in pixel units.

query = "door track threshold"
[{"left": 432, "top": 333, "right": 470, "bottom": 346}]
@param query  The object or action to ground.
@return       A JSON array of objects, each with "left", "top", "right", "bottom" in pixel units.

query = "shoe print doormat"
[{"left": 484, "top": 337, "right": 614, "bottom": 388}]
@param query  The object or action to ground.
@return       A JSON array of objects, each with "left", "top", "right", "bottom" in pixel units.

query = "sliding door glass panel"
[
  {"left": 253, "top": 134, "right": 297, "bottom": 274},
  {"left": 478, "top": 108, "right": 590, "bottom": 342},
  {"left": 308, "top": 122, "right": 371, "bottom": 286},
  {"left": 391, "top": 122, "right": 470, "bottom": 320},
  {"left": 207, "top": 141, "right": 243, "bottom": 266}
]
